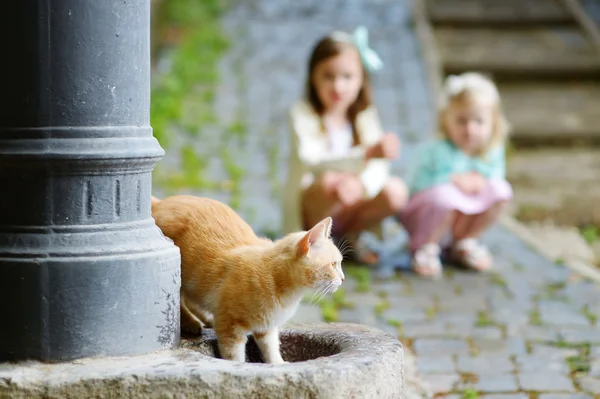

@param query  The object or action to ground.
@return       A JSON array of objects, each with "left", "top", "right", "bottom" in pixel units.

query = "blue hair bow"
[{"left": 352, "top": 26, "right": 383, "bottom": 73}]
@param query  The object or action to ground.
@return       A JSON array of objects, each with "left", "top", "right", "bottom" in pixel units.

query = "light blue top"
[{"left": 405, "top": 139, "right": 506, "bottom": 196}]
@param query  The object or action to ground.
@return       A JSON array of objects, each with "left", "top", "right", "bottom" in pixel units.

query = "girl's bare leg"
[
  {"left": 450, "top": 201, "right": 507, "bottom": 270},
  {"left": 301, "top": 171, "right": 349, "bottom": 229},
  {"left": 452, "top": 201, "right": 507, "bottom": 241}
]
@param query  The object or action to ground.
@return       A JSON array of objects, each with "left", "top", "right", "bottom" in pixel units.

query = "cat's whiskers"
[
  {"left": 310, "top": 281, "right": 336, "bottom": 306},
  {"left": 337, "top": 236, "right": 353, "bottom": 259},
  {"left": 336, "top": 237, "right": 355, "bottom": 261},
  {"left": 309, "top": 282, "right": 330, "bottom": 306}
]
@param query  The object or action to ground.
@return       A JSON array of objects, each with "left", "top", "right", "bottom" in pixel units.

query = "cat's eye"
[{"left": 330, "top": 262, "right": 336, "bottom": 267}]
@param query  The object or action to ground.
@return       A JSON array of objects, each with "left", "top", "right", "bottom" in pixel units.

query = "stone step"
[
  {"left": 427, "top": 0, "right": 574, "bottom": 27},
  {"left": 500, "top": 82, "right": 600, "bottom": 145},
  {"left": 435, "top": 26, "right": 600, "bottom": 79}
]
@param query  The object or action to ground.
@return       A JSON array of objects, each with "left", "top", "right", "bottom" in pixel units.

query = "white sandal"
[
  {"left": 451, "top": 238, "right": 492, "bottom": 271},
  {"left": 352, "top": 234, "right": 379, "bottom": 265},
  {"left": 413, "top": 243, "right": 442, "bottom": 277}
]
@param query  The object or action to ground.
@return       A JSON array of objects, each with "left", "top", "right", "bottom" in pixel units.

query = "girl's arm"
[
  {"left": 359, "top": 159, "right": 389, "bottom": 198},
  {"left": 294, "top": 132, "right": 367, "bottom": 174},
  {"left": 290, "top": 118, "right": 367, "bottom": 175}
]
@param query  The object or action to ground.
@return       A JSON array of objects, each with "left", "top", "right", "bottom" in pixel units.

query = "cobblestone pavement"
[{"left": 160, "top": 0, "right": 600, "bottom": 397}]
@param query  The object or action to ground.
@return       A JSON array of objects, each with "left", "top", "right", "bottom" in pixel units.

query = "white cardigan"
[{"left": 282, "top": 100, "right": 391, "bottom": 235}]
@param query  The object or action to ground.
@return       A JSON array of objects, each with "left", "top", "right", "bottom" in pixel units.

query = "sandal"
[
  {"left": 450, "top": 238, "right": 492, "bottom": 271},
  {"left": 413, "top": 243, "right": 442, "bottom": 277},
  {"left": 353, "top": 235, "right": 379, "bottom": 265}
]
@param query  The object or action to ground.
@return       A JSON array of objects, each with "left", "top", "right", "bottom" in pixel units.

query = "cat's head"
[{"left": 289, "top": 217, "right": 344, "bottom": 292}]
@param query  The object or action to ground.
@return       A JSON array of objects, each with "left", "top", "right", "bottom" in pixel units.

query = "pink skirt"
[{"left": 397, "top": 179, "right": 513, "bottom": 252}]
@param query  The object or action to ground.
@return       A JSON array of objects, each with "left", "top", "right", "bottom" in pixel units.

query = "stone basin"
[{"left": 0, "top": 323, "right": 404, "bottom": 398}]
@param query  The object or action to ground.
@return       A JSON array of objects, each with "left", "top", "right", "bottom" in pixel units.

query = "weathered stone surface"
[{"left": 0, "top": 324, "right": 404, "bottom": 399}]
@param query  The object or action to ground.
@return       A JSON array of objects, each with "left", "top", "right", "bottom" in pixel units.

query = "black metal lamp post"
[{"left": 0, "top": 0, "right": 181, "bottom": 361}]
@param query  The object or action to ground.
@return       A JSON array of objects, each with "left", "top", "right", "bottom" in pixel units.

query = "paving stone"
[
  {"left": 343, "top": 292, "right": 383, "bottom": 307},
  {"left": 338, "top": 307, "right": 378, "bottom": 326},
  {"left": 509, "top": 325, "right": 560, "bottom": 342},
  {"left": 578, "top": 376, "right": 600, "bottom": 394},
  {"left": 386, "top": 294, "right": 434, "bottom": 310},
  {"left": 472, "top": 374, "right": 519, "bottom": 393},
  {"left": 485, "top": 395, "right": 529, "bottom": 399},
  {"left": 416, "top": 356, "right": 456, "bottom": 374},
  {"left": 530, "top": 344, "right": 579, "bottom": 359},
  {"left": 420, "top": 373, "right": 460, "bottom": 394},
  {"left": 373, "top": 321, "right": 401, "bottom": 338},
  {"left": 588, "top": 358, "right": 600, "bottom": 376},
  {"left": 381, "top": 308, "right": 429, "bottom": 324},
  {"left": 539, "top": 301, "right": 590, "bottom": 327},
  {"left": 469, "top": 326, "right": 504, "bottom": 340},
  {"left": 413, "top": 338, "right": 470, "bottom": 356},
  {"left": 518, "top": 372, "right": 575, "bottom": 392},
  {"left": 490, "top": 307, "right": 531, "bottom": 327},
  {"left": 436, "top": 296, "right": 489, "bottom": 312},
  {"left": 539, "top": 395, "right": 593, "bottom": 399},
  {"left": 515, "top": 355, "right": 570, "bottom": 373},
  {"left": 402, "top": 322, "right": 468, "bottom": 339},
  {"left": 456, "top": 355, "right": 514, "bottom": 373},
  {"left": 435, "top": 312, "right": 477, "bottom": 325},
  {"left": 558, "top": 328, "right": 600, "bottom": 344},
  {"left": 472, "top": 339, "right": 527, "bottom": 355}
]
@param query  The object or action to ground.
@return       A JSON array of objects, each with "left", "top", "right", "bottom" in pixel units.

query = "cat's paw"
[
  {"left": 181, "top": 320, "right": 203, "bottom": 335},
  {"left": 198, "top": 312, "right": 214, "bottom": 328},
  {"left": 268, "top": 357, "right": 286, "bottom": 365}
]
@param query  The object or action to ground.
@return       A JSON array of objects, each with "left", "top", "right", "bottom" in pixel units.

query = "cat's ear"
[
  {"left": 297, "top": 217, "right": 333, "bottom": 257},
  {"left": 318, "top": 216, "right": 333, "bottom": 238}
]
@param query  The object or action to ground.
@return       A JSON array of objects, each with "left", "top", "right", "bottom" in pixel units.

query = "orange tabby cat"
[{"left": 151, "top": 195, "right": 344, "bottom": 363}]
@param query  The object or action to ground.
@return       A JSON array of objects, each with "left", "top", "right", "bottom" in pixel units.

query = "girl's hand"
[
  {"left": 452, "top": 172, "right": 486, "bottom": 195},
  {"left": 365, "top": 133, "right": 400, "bottom": 161},
  {"left": 335, "top": 177, "right": 364, "bottom": 206}
]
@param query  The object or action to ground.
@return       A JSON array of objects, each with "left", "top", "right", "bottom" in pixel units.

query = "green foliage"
[
  {"left": 529, "top": 309, "right": 542, "bottom": 326},
  {"left": 151, "top": 0, "right": 229, "bottom": 152},
  {"left": 580, "top": 225, "right": 599, "bottom": 245},
  {"left": 462, "top": 388, "right": 479, "bottom": 399},
  {"left": 345, "top": 266, "right": 372, "bottom": 293},
  {"left": 475, "top": 310, "right": 494, "bottom": 327},
  {"left": 319, "top": 288, "right": 354, "bottom": 322},
  {"left": 374, "top": 300, "right": 390, "bottom": 317}
]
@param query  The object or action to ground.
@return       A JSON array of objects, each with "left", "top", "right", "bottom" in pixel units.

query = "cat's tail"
[{"left": 151, "top": 195, "right": 161, "bottom": 213}]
